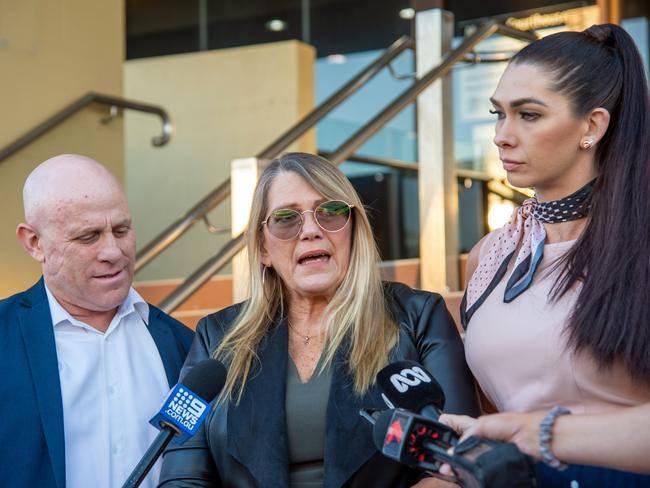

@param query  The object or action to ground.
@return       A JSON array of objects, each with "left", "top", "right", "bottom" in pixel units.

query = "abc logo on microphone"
[{"left": 389, "top": 366, "right": 432, "bottom": 393}]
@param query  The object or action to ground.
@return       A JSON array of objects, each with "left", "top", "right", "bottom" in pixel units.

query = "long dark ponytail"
[{"left": 511, "top": 24, "right": 650, "bottom": 381}]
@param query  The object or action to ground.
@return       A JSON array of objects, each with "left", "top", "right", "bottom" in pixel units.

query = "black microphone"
[
  {"left": 372, "top": 408, "right": 537, "bottom": 488},
  {"left": 121, "top": 359, "right": 227, "bottom": 488},
  {"left": 372, "top": 408, "right": 457, "bottom": 469},
  {"left": 376, "top": 360, "right": 445, "bottom": 421}
]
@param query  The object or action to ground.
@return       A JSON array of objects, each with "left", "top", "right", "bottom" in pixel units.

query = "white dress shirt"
[{"left": 46, "top": 285, "right": 170, "bottom": 488}]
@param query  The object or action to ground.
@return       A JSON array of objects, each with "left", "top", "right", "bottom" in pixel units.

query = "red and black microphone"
[
  {"left": 373, "top": 408, "right": 536, "bottom": 488},
  {"left": 372, "top": 408, "right": 457, "bottom": 470}
]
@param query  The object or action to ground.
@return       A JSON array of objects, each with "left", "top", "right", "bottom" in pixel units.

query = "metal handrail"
[
  {"left": 319, "top": 151, "right": 418, "bottom": 172},
  {"left": 487, "top": 180, "right": 528, "bottom": 204},
  {"left": 0, "top": 92, "right": 172, "bottom": 162},
  {"left": 326, "top": 22, "right": 536, "bottom": 166},
  {"left": 320, "top": 151, "right": 529, "bottom": 203},
  {"left": 257, "top": 36, "right": 415, "bottom": 159},
  {"left": 158, "top": 22, "right": 537, "bottom": 313},
  {"left": 134, "top": 35, "right": 415, "bottom": 273}
]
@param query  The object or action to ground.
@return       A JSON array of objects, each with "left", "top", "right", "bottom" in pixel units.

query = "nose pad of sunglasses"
[{"left": 300, "top": 210, "right": 321, "bottom": 230}]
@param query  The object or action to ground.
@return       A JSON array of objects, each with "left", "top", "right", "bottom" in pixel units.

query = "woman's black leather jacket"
[{"left": 159, "top": 281, "right": 479, "bottom": 487}]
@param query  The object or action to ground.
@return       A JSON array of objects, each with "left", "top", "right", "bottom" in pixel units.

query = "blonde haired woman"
[{"left": 159, "top": 153, "right": 479, "bottom": 488}]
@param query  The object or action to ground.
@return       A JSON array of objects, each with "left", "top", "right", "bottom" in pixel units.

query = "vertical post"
[
  {"left": 415, "top": 8, "right": 458, "bottom": 292},
  {"left": 597, "top": 0, "right": 620, "bottom": 24},
  {"left": 230, "top": 158, "right": 267, "bottom": 303},
  {"left": 198, "top": 0, "right": 208, "bottom": 51},
  {"left": 301, "top": 0, "right": 311, "bottom": 44}
]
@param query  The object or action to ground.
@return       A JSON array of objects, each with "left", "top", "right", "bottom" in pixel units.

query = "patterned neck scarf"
[{"left": 461, "top": 179, "right": 595, "bottom": 329}]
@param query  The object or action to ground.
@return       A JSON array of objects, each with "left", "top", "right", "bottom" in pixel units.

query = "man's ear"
[{"left": 16, "top": 223, "right": 45, "bottom": 262}]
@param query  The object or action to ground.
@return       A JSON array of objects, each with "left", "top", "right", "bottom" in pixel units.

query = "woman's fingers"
[{"left": 438, "top": 414, "right": 477, "bottom": 435}]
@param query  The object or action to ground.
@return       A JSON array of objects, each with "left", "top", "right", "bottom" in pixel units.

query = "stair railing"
[
  {"left": 134, "top": 35, "right": 415, "bottom": 273},
  {"left": 157, "top": 21, "right": 536, "bottom": 314},
  {"left": 320, "top": 151, "right": 529, "bottom": 204},
  {"left": 0, "top": 92, "right": 172, "bottom": 162}
]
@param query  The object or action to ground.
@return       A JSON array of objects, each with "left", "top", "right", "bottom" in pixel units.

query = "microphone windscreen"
[
  {"left": 372, "top": 409, "right": 396, "bottom": 452},
  {"left": 181, "top": 359, "right": 227, "bottom": 402},
  {"left": 376, "top": 360, "right": 445, "bottom": 412}
]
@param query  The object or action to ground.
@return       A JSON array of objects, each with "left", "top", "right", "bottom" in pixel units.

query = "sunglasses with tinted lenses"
[{"left": 261, "top": 200, "right": 354, "bottom": 240}]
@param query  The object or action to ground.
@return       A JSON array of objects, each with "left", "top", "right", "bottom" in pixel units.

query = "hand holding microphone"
[
  {"left": 121, "top": 359, "right": 227, "bottom": 488},
  {"left": 373, "top": 361, "right": 462, "bottom": 476},
  {"left": 369, "top": 361, "right": 537, "bottom": 488},
  {"left": 439, "top": 411, "right": 547, "bottom": 463}
]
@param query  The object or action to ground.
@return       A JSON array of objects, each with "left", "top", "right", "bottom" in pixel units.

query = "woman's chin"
[
  {"left": 288, "top": 277, "right": 342, "bottom": 301},
  {"left": 505, "top": 173, "right": 533, "bottom": 191}
]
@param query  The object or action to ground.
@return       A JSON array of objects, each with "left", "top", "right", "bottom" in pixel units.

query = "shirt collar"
[{"left": 44, "top": 284, "right": 149, "bottom": 329}]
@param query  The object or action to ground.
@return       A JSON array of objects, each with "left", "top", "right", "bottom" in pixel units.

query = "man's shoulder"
[
  {"left": 0, "top": 292, "right": 22, "bottom": 324},
  {"left": 0, "top": 289, "right": 25, "bottom": 310},
  {"left": 0, "top": 280, "right": 46, "bottom": 320},
  {"left": 147, "top": 303, "right": 194, "bottom": 340}
]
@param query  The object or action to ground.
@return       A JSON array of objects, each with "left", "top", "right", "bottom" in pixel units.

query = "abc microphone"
[
  {"left": 376, "top": 360, "right": 445, "bottom": 421},
  {"left": 121, "top": 359, "right": 227, "bottom": 488},
  {"left": 372, "top": 408, "right": 456, "bottom": 471},
  {"left": 373, "top": 409, "right": 537, "bottom": 488}
]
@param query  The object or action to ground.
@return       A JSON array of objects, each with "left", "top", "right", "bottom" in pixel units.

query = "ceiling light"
[
  {"left": 327, "top": 54, "right": 347, "bottom": 64},
  {"left": 399, "top": 8, "right": 415, "bottom": 20},
  {"left": 265, "top": 19, "right": 288, "bottom": 32}
]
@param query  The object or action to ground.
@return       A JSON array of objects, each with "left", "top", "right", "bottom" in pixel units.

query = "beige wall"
[
  {"left": 0, "top": 0, "right": 124, "bottom": 298},
  {"left": 125, "top": 40, "right": 315, "bottom": 281}
]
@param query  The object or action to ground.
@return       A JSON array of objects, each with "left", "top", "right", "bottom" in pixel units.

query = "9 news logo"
[
  {"left": 151, "top": 383, "right": 212, "bottom": 444},
  {"left": 163, "top": 386, "right": 208, "bottom": 433},
  {"left": 172, "top": 388, "right": 206, "bottom": 417}
]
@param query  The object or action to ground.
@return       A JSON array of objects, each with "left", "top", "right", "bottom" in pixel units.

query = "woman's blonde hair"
[{"left": 213, "top": 152, "right": 399, "bottom": 402}]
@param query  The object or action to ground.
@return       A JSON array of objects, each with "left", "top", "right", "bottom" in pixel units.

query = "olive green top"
[{"left": 286, "top": 355, "right": 331, "bottom": 488}]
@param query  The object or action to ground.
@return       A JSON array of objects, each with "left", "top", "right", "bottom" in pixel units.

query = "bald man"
[{"left": 1, "top": 155, "right": 193, "bottom": 488}]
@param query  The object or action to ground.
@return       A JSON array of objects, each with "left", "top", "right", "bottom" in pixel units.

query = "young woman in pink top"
[{"left": 456, "top": 23, "right": 650, "bottom": 487}]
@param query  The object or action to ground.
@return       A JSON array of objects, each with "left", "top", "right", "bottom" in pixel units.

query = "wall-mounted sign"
[{"left": 505, "top": 5, "right": 600, "bottom": 33}]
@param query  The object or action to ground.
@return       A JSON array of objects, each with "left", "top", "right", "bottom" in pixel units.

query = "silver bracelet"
[{"left": 539, "top": 405, "right": 571, "bottom": 470}]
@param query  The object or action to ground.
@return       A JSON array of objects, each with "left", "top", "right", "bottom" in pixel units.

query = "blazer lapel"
[
  {"left": 147, "top": 307, "right": 184, "bottom": 388},
  {"left": 222, "top": 324, "right": 387, "bottom": 487},
  {"left": 323, "top": 347, "right": 386, "bottom": 488},
  {"left": 18, "top": 280, "right": 66, "bottom": 488},
  {"left": 227, "top": 321, "right": 290, "bottom": 487}
]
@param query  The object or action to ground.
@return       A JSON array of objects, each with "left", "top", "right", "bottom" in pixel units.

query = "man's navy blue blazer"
[{"left": 0, "top": 278, "right": 194, "bottom": 488}]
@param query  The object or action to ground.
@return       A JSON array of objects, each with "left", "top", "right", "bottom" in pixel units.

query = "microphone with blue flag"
[
  {"left": 121, "top": 359, "right": 227, "bottom": 488},
  {"left": 149, "top": 372, "right": 219, "bottom": 443}
]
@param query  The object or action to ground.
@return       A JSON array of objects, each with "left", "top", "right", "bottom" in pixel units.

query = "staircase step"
[
  {"left": 441, "top": 291, "right": 463, "bottom": 334},
  {"left": 379, "top": 258, "right": 420, "bottom": 287},
  {"left": 169, "top": 308, "right": 222, "bottom": 329},
  {"left": 134, "top": 275, "right": 233, "bottom": 313}
]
